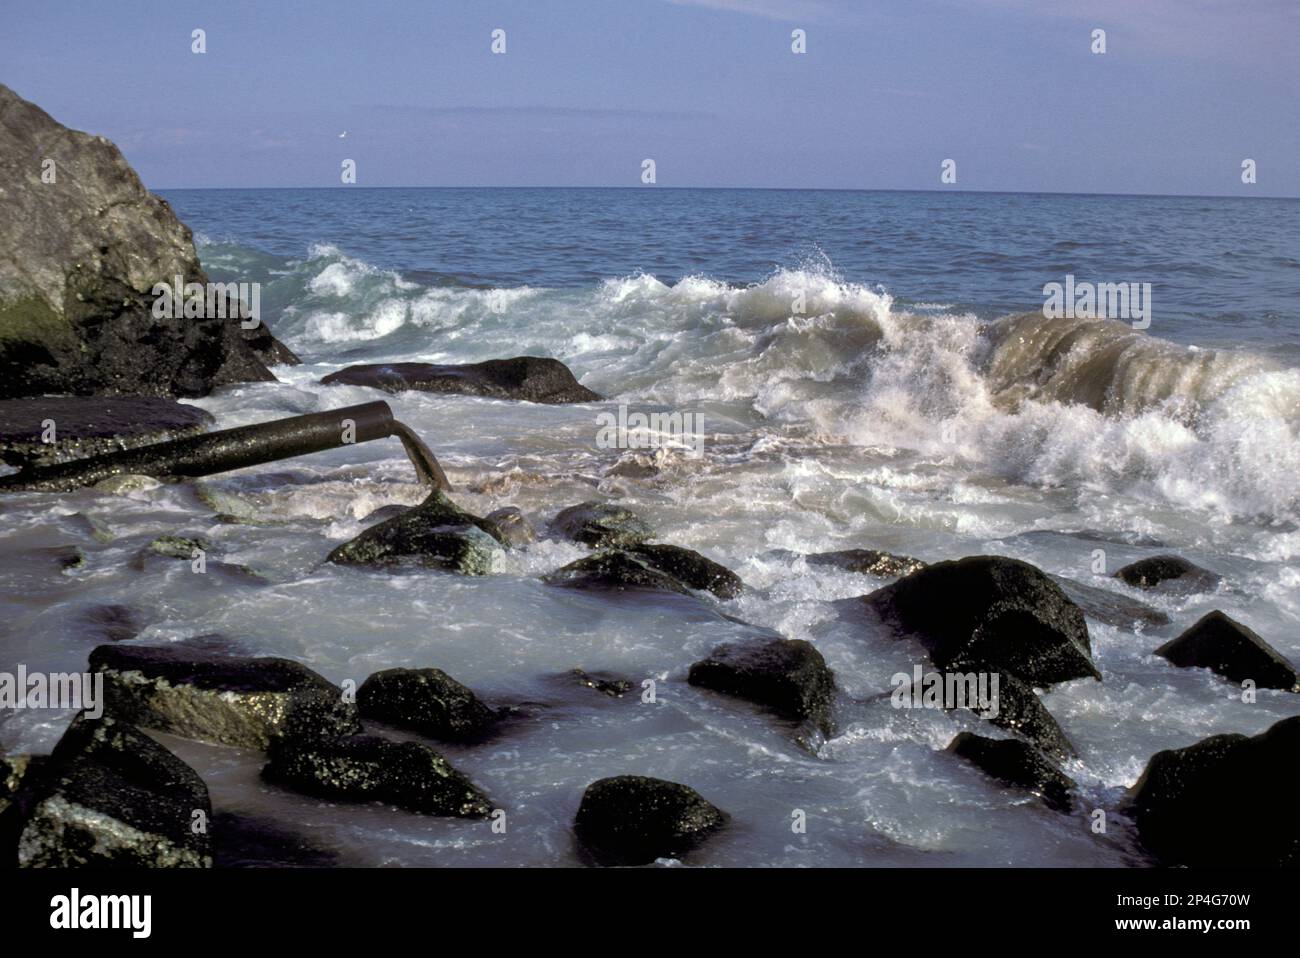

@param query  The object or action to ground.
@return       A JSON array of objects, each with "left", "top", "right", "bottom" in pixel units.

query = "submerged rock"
[
  {"left": 551, "top": 501, "right": 653, "bottom": 548},
  {"left": 569, "top": 669, "right": 635, "bottom": 697},
  {"left": 807, "top": 549, "right": 927, "bottom": 579},
  {"left": 688, "top": 637, "right": 836, "bottom": 736},
  {"left": 0, "top": 396, "right": 213, "bottom": 468},
  {"left": 89, "top": 644, "right": 360, "bottom": 751},
  {"left": 865, "top": 556, "right": 1100, "bottom": 686},
  {"left": 1155, "top": 610, "right": 1299, "bottom": 691},
  {"left": 628, "top": 543, "right": 743, "bottom": 599},
  {"left": 1114, "top": 554, "right": 1221, "bottom": 593},
  {"left": 573, "top": 776, "right": 727, "bottom": 866},
  {"left": 0, "top": 83, "right": 295, "bottom": 400},
  {"left": 358, "top": 667, "right": 502, "bottom": 742},
  {"left": 78, "top": 603, "right": 146, "bottom": 642},
  {"left": 211, "top": 811, "right": 340, "bottom": 868},
  {"left": 1127, "top": 716, "right": 1300, "bottom": 866},
  {"left": 327, "top": 490, "right": 507, "bottom": 574},
  {"left": 946, "top": 732, "right": 1076, "bottom": 813},
  {"left": 544, "top": 550, "right": 692, "bottom": 595},
  {"left": 15, "top": 715, "right": 212, "bottom": 867},
  {"left": 485, "top": 506, "right": 536, "bottom": 547},
  {"left": 1049, "top": 574, "right": 1171, "bottom": 628},
  {"left": 263, "top": 735, "right": 492, "bottom": 818},
  {"left": 321, "top": 357, "right": 599, "bottom": 404}
]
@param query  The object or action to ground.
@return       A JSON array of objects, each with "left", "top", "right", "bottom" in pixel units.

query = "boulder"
[
  {"left": 327, "top": 490, "right": 507, "bottom": 574},
  {"left": 978, "top": 671, "right": 1076, "bottom": 762},
  {"left": 1155, "top": 611, "right": 1299, "bottom": 691},
  {"left": 15, "top": 715, "right": 212, "bottom": 867},
  {"left": 321, "top": 357, "right": 599, "bottom": 404},
  {"left": 0, "top": 83, "right": 295, "bottom": 400},
  {"left": 485, "top": 506, "right": 536, "bottom": 547},
  {"left": 357, "top": 667, "right": 501, "bottom": 742},
  {"left": 1049, "top": 574, "right": 1170, "bottom": 628},
  {"left": 544, "top": 550, "right": 692, "bottom": 595},
  {"left": 628, "top": 544, "right": 742, "bottom": 599},
  {"left": 688, "top": 637, "right": 836, "bottom": 736},
  {"left": 569, "top": 669, "right": 635, "bottom": 697},
  {"left": 1114, "top": 554, "right": 1221, "bottom": 593},
  {"left": 1127, "top": 716, "right": 1300, "bottom": 866},
  {"left": 573, "top": 775, "right": 727, "bottom": 866},
  {"left": 806, "top": 549, "right": 927, "bottom": 579},
  {"left": 865, "top": 556, "right": 1100, "bottom": 686},
  {"left": 263, "top": 735, "right": 492, "bottom": 818},
  {"left": 77, "top": 603, "right": 146, "bottom": 643},
  {"left": 0, "top": 396, "right": 213, "bottom": 468},
  {"left": 946, "top": 733, "right": 1076, "bottom": 813},
  {"left": 88, "top": 644, "right": 360, "bottom": 750},
  {"left": 550, "top": 501, "right": 653, "bottom": 548}
]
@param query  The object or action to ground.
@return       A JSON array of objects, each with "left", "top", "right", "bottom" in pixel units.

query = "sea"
[{"left": 2, "top": 187, "right": 1298, "bottom": 866}]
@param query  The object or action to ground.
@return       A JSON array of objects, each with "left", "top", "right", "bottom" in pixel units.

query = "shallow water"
[{"left": 3, "top": 188, "right": 1298, "bottom": 866}]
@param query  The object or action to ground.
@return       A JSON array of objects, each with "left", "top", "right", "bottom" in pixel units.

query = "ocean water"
[{"left": 2, "top": 187, "right": 1298, "bottom": 867}]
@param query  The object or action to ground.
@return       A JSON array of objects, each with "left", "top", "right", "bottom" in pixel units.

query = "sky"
[{"left": 2, "top": 0, "right": 1297, "bottom": 195}]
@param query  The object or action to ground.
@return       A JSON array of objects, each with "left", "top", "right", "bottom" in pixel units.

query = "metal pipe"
[{"left": 0, "top": 401, "right": 452, "bottom": 493}]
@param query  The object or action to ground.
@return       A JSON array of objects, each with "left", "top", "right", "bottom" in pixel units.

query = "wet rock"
[
  {"left": 1155, "top": 611, "right": 1299, "bottom": 691},
  {"left": 0, "top": 754, "right": 44, "bottom": 818},
  {"left": 1127, "top": 716, "right": 1300, "bottom": 866},
  {"left": 979, "top": 671, "right": 1076, "bottom": 762},
  {"left": 946, "top": 733, "right": 1076, "bottom": 813},
  {"left": 38, "top": 544, "right": 85, "bottom": 573},
  {"left": 263, "top": 734, "right": 492, "bottom": 818},
  {"left": 321, "top": 356, "right": 599, "bottom": 404},
  {"left": 89, "top": 644, "right": 360, "bottom": 751},
  {"left": 211, "top": 811, "right": 340, "bottom": 868},
  {"left": 1114, "top": 554, "right": 1221, "bottom": 593},
  {"left": 573, "top": 775, "right": 728, "bottom": 866},
  {"left": 15, "top": 715, "right": 213, "bottom": 867},
  {"left": 628, "top": 543, "right": 742, "bottom": 599},
  {"left": 0, "top": 83, "right": 295, "bottom": 400},
  {"left": 688, "top": 638, "right": 836, "bottom": 736},
  {"left": 570, "top": 669, "right": 635, "bottom": 697},
  {"left": 1049, "top": 574, "right": 1170, "bottom": 628},
  {"left": 485, "top": 506, "right": 536, "bottom": 547},
  {"left": 865, "top": 556, "right": 1100, "bottom": 686},
  {"left": 544, "top": 550, "right": 692, "bottom": 595},
  {"left": 93, "top": 474, "right": 162, "bottom": 495},
  {"left": 142, "top": 533, "right": 209, "bottom": 561},
  {"left": 327, "top": 490, "right": 506, "bottom": 574},
  {"left": 78, "top": 603, "right": 146, "bottom": 643},
  {"left": 551, "top": 501, "right": 653, "bottom": 548},
  {"left": 807, "top": 549, "right": 927, "bottom": 579},
  {"left": 0, "top": 396, "right": 213, "bottom": 468},
  {"left": 358, "top": 667, "right": 502, "bottom": 743}
]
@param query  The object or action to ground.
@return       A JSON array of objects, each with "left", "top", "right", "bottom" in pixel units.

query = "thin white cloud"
[{"left": 664, "top": 0, "right": 846, "bottom": 24}]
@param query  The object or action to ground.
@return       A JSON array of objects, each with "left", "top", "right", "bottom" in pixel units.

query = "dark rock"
[
  {"left": 0, "top": 396, "right": 213, "bottom": 468},
  {"left": 0, "top": 83, "right": 295, "bottom": 400},
  {"left": 551, "top": 501, "right": 653, "bottom": 548},
  {"left": 321, "top": 357, "right": 599, "bottom": 404},
  {"left": 1049, "top": 574, "right": 1171, "bottom": 628},
  {"left": 327, "top": 490, "right": 506, "bottom": 574},
  {"left": 946, "top": 732, "right": 1076, "bottom": 813},
  {"left": 1127, "top": 716, "right": 1300, "bottom": 866},
  {"left": 211, "top": 811, "right": 340, "bottom": 868},
  {"left": 358, "top": 668, "right": 501, "bottom": 742},
  {"left": 865, "top": 556, "right": 1100, "bottom": 686},
  {"left": 688, "top": 638, "right": 836, "bottom": 736},
  {"left": 628, "top": 543, "right": 742, "bottom": 599},
  {"left": 570, "top": 669, "right": 635, "bottom": 697},
  {"left": 485, "top": 506, "right": 536, "bottom": 547},
  {"left": 544, "top": 550, "right": 692, "bottom": 595},
  {"left": 262, "top": 734, "right": 492, "bottom": 818},
  {"left": 0, "top": 754, "right": 45, "bottom": 818},
  {"left": 15, "top": 714, "right": 213, "bottom": 867},
  {"left": 1155, "top": 611, "right": 1299, "bottom": 691},
  {"left": 1115, "top": 554, "right": 1221, "bottom": 593},
  {"left": 79, "top": 603, "right": 146, "bottom": 642},
  {"left": 359, "top": 503, "right": 409, "bottom": 525},
  {"left": 573, "top": 775, "right": 727, "bottom": 866},
  {"left": 979, "top": 671, "right": 1076, "bottom": 762},
  {"left": 88, "top": 644, "right": 360, "bottom": 750},
  {"left": 141, "top": 533, "right": 209, "bottom": 562},
  {"left": 807, "top": 549, "right": 927, "bottom": 579}
]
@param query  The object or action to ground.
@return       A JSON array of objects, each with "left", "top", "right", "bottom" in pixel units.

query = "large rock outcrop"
[
  {"left": 321, "top": 357, "right": 599, "bottom": 404},
  {"left": 0, "top": 83, "right": 296, "bottom": 399}
]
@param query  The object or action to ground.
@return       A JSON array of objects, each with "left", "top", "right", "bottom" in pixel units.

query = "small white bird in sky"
[{"left": 338, "top": 131, "right": 347, "bottom": 138}]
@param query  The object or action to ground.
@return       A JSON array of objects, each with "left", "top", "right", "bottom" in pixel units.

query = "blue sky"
[{"left": 3, "top": 0, "right": 1297, "bottom": 195}]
